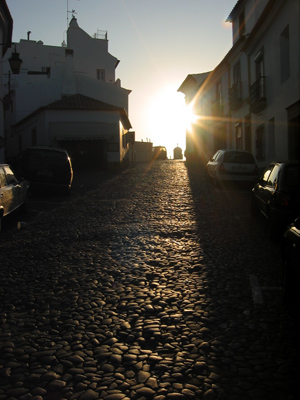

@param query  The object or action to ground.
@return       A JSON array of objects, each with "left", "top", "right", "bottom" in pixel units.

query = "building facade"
[
  {"left": 179, "top": 0, "right": 300, "bottom": 172},
  {"left": 0, "top": 0, "right": 13, "bottom": 163},
  {"left": 3, "top": 17, "right": 133, "bottom": 169}
]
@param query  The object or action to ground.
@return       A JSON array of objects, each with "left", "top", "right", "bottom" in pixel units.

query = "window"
[
  {"left": 42, "top": 67, "right": 50, "bottom": 77},
  {"left": 255, "top": 125, "right": 265, "bottom": 161},
  {"left": 4, "top": 166, "right": 17, "bottom": 185},
  {"left": 268, "top": 118, "right": 275, "bottom": 158},
  {"left": 97, "top": 69, "right": 105, "bottom": 81},
  {"left": 32, "top": 127, "right": 37, "bottom": 146},
  {"left": 122, "top": 134, "right": 127, "bottom": 149},
  {"left": 235, "top": 122, "right": 242, "bottom": 150},
  {"left": 267, "top": 165, "right": 280, "bottom": 187},
  {"left": 245, "top": 117, "right": 251, "bottom": 152},
  {"left": 255, "top": 49, "right": 264, "bottom": 79},
  {"left": 239, "top": 10, "right": 245, "bottom": 37},
  {"left": 262, "top": 165, "right": 273, "bottom": 184},
  {"left": 280, "top": 25, "right": 290, "bottom": 83},
  {"left": 216, "top": 81, "right": 223, "bottom": 106},
  {"left": 233, "top": 61, "right": 242, "bottom": 97},
  {"left": 212, "top": 150, "right": 221, "bottom": 161},
  {"left": 0, "top": 168, "right": 7, "bottom": 188}
]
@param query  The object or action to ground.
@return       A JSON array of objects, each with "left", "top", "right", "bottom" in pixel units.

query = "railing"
[
  {"left": 93, "top": 30, "right": 108, "bottom": 40},
  {"left": 250, "top": 76, "right": 266, "bottom": 114}
]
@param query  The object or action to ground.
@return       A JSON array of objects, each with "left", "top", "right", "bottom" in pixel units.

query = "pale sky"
[{"left": 6, "top": 0, "right": 237, "bottom": 158}]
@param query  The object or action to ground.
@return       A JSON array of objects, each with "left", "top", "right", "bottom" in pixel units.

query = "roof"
[
  {"left": 15, "top": 94, "right": 132, "bottom": 130},
  {"left": 226, "top": 0, "right": 243, "bottom": 22},
  {"left": 177, "top": 72, "right": 210, "bottom": 94},
  {"left": 47, "top": 94, "right": 125, "bottom": 111}
]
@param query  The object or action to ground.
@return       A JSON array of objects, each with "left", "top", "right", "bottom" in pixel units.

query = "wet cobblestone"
[{"left": 0, "top": 161, "right": 299, "bottom": 399}]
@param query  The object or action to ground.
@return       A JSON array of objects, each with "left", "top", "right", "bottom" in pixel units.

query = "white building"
[
  {"left": 0, "top": 0, "right": 13, "bottom": 163},
  {"left": 179, "top": 0, "right": 300, "bottom": 171},
  {"left": 3, "top": 17, "right": 133, "bottom": 169}
]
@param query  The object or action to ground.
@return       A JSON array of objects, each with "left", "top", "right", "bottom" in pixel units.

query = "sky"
[{"left": 6, "top": 0, "right": 237, "bottom": 159}]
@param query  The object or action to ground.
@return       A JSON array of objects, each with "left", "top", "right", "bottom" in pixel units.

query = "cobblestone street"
[{"left": 0, "top": 160, "right": 299, "bottom": 400}]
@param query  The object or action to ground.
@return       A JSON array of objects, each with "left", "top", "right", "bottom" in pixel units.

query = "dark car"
[
  {"left": 12, "top": 146, "right": 73, "bottom": 194},
  {"left": 206, "top": 149, "right": 258, "bottom": 185},
  {"left": 281, "top": 217, "right": 300, "bottom": 320},
  {"left": 153, "top": 146, "right": 167, "bottom": 160},
  {"left": 251, "top": 161, "right": 300, "bottom": 235},
  {"left": 0, "top": 164, "right": 29, "bottom": 231}
]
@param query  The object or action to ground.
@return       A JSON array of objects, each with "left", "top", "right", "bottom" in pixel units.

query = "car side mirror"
[{"left": 294, "top": 217, "right": 300, "bottom": 230}]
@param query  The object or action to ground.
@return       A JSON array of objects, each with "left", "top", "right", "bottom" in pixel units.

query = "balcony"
[
  {"left": 229, "top": 82, "right": 243, "bottom": 111},
  {"left": 250, "top": 76, "right": 266, "bottom": 114}
]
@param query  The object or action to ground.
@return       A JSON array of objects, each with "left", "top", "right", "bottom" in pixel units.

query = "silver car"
[
  {"left": 0, "top": 164, "right": 29, "bottom": 231},
  {"left": 206, "top": 149, "right": 258, "bottom": 185}
]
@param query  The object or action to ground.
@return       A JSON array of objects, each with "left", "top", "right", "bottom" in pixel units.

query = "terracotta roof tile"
[{"left": 47, "top": 94, "right": 122, "bottom": 111}]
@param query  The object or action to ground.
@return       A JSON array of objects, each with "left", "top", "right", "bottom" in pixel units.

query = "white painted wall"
[
  {"left": 231, "top": 0, "right": 268, "bottom": 44},
  {"left": 2, "top": 17, "right": 132, "bottom": 166},
  {"left": 182, "top": 0, "right": 299, "bottom": 169},
  {"left": 246, "top": 0, "right": 300, "bottom": 167}
]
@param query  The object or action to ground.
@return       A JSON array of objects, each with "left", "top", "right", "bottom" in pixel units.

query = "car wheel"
[{"left": 20, "top": 194, "right": 29, "bottom": 214}]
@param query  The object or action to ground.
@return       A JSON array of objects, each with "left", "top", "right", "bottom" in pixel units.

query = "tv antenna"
[{"left": 67, "top": 0, "right": 78, "bottom": 30}]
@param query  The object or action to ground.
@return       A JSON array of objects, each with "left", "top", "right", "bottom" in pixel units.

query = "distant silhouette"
[{"left": 173, "top": 145, "right": 183, "bottom": 160}]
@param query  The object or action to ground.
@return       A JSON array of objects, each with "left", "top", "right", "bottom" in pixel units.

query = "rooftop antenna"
[{"left": 67, "top": 0, "right": 78, "bottom": 30}]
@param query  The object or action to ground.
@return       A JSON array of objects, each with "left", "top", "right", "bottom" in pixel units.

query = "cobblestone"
[{"left": 0, "top": 161, "right": 299, "bottom": 399}]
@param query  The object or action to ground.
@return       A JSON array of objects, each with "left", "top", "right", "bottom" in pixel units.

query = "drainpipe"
[
  {"left": 226, "top": 61, "right": 231, "bottom": 147},
  {"left": 247, "top": 54, "right": 252, "bottom": 154}
]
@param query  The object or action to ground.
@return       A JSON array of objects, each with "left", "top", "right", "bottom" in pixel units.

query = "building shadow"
[{"left": 184, "top": 163, "right": 300, "bottom": 399}]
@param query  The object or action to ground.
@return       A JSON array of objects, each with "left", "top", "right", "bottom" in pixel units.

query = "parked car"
[
  {"left": 12, "top": 146, "right": 73, "bottom": 194},
  {"left": 0, "top": 164, "right": 30, "bottom": 231},
  {"left": 281, "top": 216, "right": 300, "bottom": 320},
  {"left": 153, "top": 146, "right": 167, "bottom": 160},
  {"left": 251, "top": 161, "right": 300, "bottom": 235},
  {"left": 206, "top": 149, "right": 258, "bottom": 185}
]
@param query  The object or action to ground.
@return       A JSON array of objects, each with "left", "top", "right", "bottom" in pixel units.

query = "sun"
[
  {"left": 183, "top": 102, "right": 198, "bottom": 131},
  {"left": 146, "top": 85, "right": 197, "bottom": 157}
]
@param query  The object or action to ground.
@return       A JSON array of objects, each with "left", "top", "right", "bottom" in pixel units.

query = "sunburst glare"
[{"left": 146, "top": 85, "right": 199, "bottom": 158}]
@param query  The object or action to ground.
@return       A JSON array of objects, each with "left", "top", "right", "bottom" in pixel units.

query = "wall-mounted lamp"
[
  {"left": 8, "top": 49, "right": 23, "bottom": 74},
  {"left": 0, "top": 44, "right": 23, "bottom": 74}
]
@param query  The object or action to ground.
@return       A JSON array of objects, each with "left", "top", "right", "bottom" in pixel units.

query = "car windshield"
[
  {"left": 223, "top": 151, "right": 254, "bottom": 164},
  {"left": 28, "top": 150, "right": 67, "bottom": 169}
]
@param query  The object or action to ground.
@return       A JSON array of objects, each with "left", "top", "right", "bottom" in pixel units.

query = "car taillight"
[
  {"left": 275, "top": 191, "right": 290, "bottom": 207},
  {"left": 219, "top": 163, "right": 226, "bottom": 174}
]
